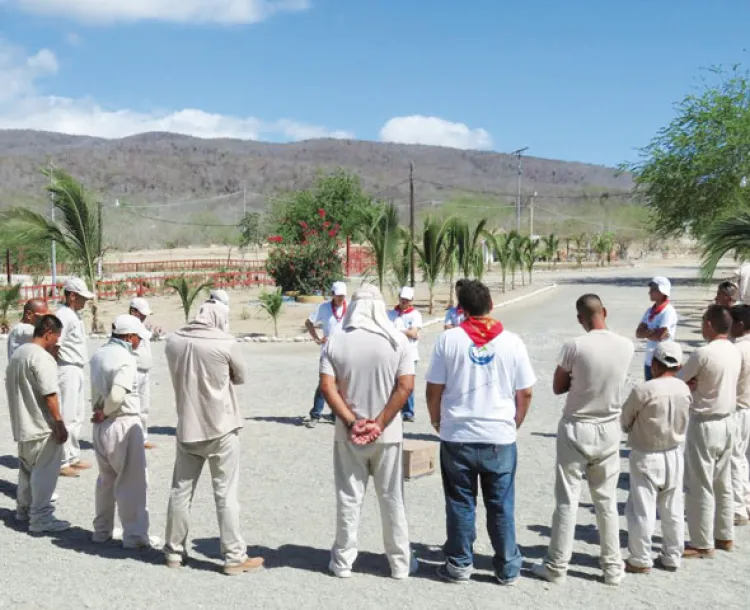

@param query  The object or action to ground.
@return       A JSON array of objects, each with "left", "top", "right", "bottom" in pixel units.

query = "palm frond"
[
  {"left": 700, "top": 214, "right": 750, "bottom": 281},
  {"left": 365, "top": 203, "right": 402, "bottom": 291}
]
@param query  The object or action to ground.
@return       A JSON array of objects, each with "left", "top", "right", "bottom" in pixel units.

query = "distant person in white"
[
  {"left": 388, "top": 286, "right": 423, "bottom": 422},
  {"left": 56, "top": 276, "right": 95, "bottom": 477},
  {"left": 715, "top": 281, "right": 739, "bottom": 308},
  {"left": 532, "top": 294, "right": 635, "bottom": 587},
  {"left": 320, "top": 283, "right": 417, "bottom": 579},
  {"left": 426, "top": 280, "right": 535, "bottom": 586},
  {"left": 5, "top": 314, "right": 70, "bottom": 533},
  {"left": 730, "top": 304, "right": 750, "bottom": 526},
  {"left": 443, "top": 279, "right": 468, "bottom": 330},
  {"left": 128, "top": 297, "right": 155, "bottom": 449},
  {"left": 7, "top": 299, "right": 48, "bottom": 361},
  {"left": 736, "top": 263, "right": 750, "bottom": 305},
  {"left": 304, "top": 281, "right": 348, "bottom": 427},
  {"left": 90, "top": 314, "right": 153, "bottom": 549},
  {"left": 636, "top": 276, "right": 678, "bottom": 381}
]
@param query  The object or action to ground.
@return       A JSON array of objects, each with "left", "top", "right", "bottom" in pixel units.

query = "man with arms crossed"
[
  {"left": 389, "top": 286, "right": 423, "bottom": 422},
  {"left": 426, "top": 280, "right": 535, "bottom": 586},
  {"left": 321, "top": 284, "right": 417, "bottom": 579},
  {"left": 532, "top": 294, "right": 634, "bottom": 586},
  {"left": 128, "top": 298, "right": 155, "bottom": 449},
  {"left": 636, "top": 277, "right": 678, "bottom": 381},
  {"left": 7, "top": 299, "right": 48, "bottom": 361},
  {"left": 679, "top": 305, "right": 741, "bottom": 556},
  {"left": 730, "top": 304, "right": 750, "bottom": 525},
  {"left": 6, "top": 315, "right": 70, "bottom": 533}
]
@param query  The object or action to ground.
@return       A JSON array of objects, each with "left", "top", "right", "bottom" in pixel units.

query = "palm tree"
[
  {"left": 0, "top": 168, "right": 103, "bottom": 331},
  {"left": 0, "top": 283, "right": 22, "bottom": 333},
  {"left": 490, "top": 232, "right": 512, "bottom": 293},
  {"left": 365, "top": 203, "right": 401, "bottom": 292},
  {"left": 573, "top": 232, "right": 588, "bottom": 269},
  {"left": 389, "top": 228, "right": 413, "bottom": 296},
  {"left": 451, "top": 217, "right": 489, "bottom": 278},
  {"left": 523, "top": 238, "right": 540, "bottom": 284},
  {"left": 166, "top": 276, "right": 214, "bottom": 322},
  {"left": 509, "top": 232, "right": 526, "bottom": 288},
  {"left": 700, "top": 213, "right": 750, "bottom": 281},
  {"left": 415, "top": 215, "right": 450, "bottom": 313},
  {"left": 541, "top": 233, "right": 560, "bottom": 269},
  {"left": 593, "top": 232, "right": 614, "bottom": 267},
  {"left": 259, "top": 288, "right": 284, "bottom": 337}
]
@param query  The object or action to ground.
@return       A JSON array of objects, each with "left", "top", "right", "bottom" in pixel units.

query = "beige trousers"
[
  {"left": 59, "top": 364, "right": 85, "bottom": 467},
  {"left": 625, "top": 448, "right": 684, "bottom": 569},
  {"left": 731, "top": 408, "right": 750, "bottom": 516},
  {"left": 685, "top": 416, "right": 734, "bottom": 549},
  {"left": 93, "top": 416, "right": 150, "bottom": 546},
  {"left": 17, "top": 435, "right": 63, "bottom": 527},
  {"left": 164, "top": 430, "right": 246, "bottom": 566},
  {"left": 332, "top": 441, "right": 411, "bottom": 578},
  {"left": 136, "top": 370, "right": 150, "bottom": 442},
  {"left": 545, "top": 418, "right": 622, "bottom": 578}
]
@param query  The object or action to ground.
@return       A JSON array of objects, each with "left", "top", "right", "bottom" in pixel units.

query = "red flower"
[
  {"left": 328, "top": 230, "right": 337, "bottom": 238},
  {"left": 299, "top": 220, "right": 308, "bottom": 229},
  {"left": 334, "top": 223, "right": 341, "bottom": 230},
  {"left": 318, "top": 208, "right": 326, "bottom": 218},
  {"left": 267, "top": 235, "right": 283, "bottom": 243},
  {"left": 323, "top": 221, "right": 331, "bottom": 228}
]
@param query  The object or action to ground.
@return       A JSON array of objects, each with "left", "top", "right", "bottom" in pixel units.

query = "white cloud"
[
  {"left": 6, "top": 0, "right": 310, "bottom": 24},
  {"left": 0, "top": 40, "right": 353, "bottom": 142},
  {"left": 379, "top": 115, "right": 493, "bottom": 151},
  {"left": 64, "top": 33, "right": 82, "bottom": 47}
]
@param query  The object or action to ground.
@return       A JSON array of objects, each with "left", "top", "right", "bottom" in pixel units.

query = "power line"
[{"left": 119, "top": 207, "right": 240, "bottom": 227}]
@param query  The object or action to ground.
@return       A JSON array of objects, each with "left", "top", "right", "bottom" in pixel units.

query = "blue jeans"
[
  {"left": 309, "top": 385, "right": 326, "bottom": 419},
  {"left": 644, "top": 365, "right": 653, "bottom": 381},
  {"left": 402, "top": 391, "right": 415, "bottom": 419},
  {"left": 440, "top": 441, "right": 522, "bottom": 581}
]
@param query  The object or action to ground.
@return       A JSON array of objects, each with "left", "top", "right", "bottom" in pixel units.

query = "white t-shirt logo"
[{"left": 468, "top": 343, "right": 496, "bottom": 366}]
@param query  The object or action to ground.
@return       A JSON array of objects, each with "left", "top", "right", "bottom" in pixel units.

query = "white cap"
[
  {"left": 650, "top": 276, "right": 671, "bottom": 298},
  {"left": 129, "top": 297, "right": 151, "bottom": 317},
  {"left": 112, "top": 314, "right": 149, "bottom": 339},
  {"left": 399, "top": 286, "right": 415, "bottom": 301},
  {"left": 209, "top": 289, "right": 230, "bottom": 306},
  {"left": 653, "top": 341, "right": 683, "bottom": 368},
  {"left": 63, "top": 276, "right": 94, "bottom": 300},
  {"left": 332, "top": 281, "right": 347, "bottom": 296}
]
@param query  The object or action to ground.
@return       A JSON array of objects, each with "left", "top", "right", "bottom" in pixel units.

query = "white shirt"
[
  {"left": 444, "top": 307, "right": 465, "bottom": 328},
  {"left": 56, "top": 304, "right": 88, "bottom": 366},
  {"left": 7, "top": 322, "right": 34, "bottom": 361},
  {"left": 134, "top": 329, "right": 153, "bottom": 372},
  {"left": 640, "top": 303, "right": 678, "bottom": 366},
  {"left": 738, "top": 264, "right": 750, "bottom": 304},
  {"left": 426, "top": 328, "right": 537, "bottom": 444},
  {"left": 308, "top": 300, "right": 346, "bottom": 339},
  {"left": 388, "top": 308, "right": 423, "bottom": 361},
  {"left": 90, "top": 339, "right": 139, "bottom": 417}
]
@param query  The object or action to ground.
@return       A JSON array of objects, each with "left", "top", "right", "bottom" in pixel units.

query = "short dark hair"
[
  {"left": 33, "top": 314, "right": 63, "bottom": 338},
  {"left": 575, "top": 293, "right": 604, "bottom": 319},
  {"left": 455, "top": 278, "right": 469, "bottom": 290},
  {"left": 730, "top": 304, "right": 750, "bottom": 328},
  {"left": 705, "top": 304, "right": 732, "bottom": 334},
  {"left": 718, "top": 281, "right": 739, "bottom": 299},
  {"left": 457, "top": 280, "right": 492, "bottom": 317}
]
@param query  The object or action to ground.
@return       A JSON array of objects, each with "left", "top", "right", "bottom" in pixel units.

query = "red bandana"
[
  {"left": 456, "top": 306, "right": 464, "bottom": 316},
  {"left": 460, "top": 316, "right": 504, "bottom": 347},
  {"left": 395, "top": 305, "right": 415, "bottom": 316},
  {"left": 647, "top": 299, "right": 669, "bottom": 322},
  {"left": 332, "top": 300, "right": 347, "bottom": 322}
]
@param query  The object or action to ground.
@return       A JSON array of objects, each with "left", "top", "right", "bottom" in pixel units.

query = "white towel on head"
[
  {"left": 195, "top": 300, "right": 229, "bottom": 332},
  {"left": 342, "top": 283, "right": 402, "bottom": 350}
]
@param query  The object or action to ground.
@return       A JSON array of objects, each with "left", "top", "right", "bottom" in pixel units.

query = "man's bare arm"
[
  {"left": 320, "top": 374, "right": 357, "bottom": 426},
  {"left": 515, "top": 388, "right": 533, "bottom": 429},
  {"left": 306, "top": 319, "right": 323, "bottom": 344},
  {"left": 426, "top": 382, "right": 444, "bottom": 431},
  {"left": 374, "top": 374, "right": 415, "bottom": 432},
  {"left": 552, "top": 366, "right": 572, "bottom": 395}
]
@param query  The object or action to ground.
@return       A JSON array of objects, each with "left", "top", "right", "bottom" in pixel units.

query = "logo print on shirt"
[{"left": 468, "top": 343, "right": 496, "bottom": 366}]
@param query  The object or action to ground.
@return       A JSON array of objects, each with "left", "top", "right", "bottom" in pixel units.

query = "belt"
[{"left": 691, "top": 412, "right": 731, "bottom": 422}]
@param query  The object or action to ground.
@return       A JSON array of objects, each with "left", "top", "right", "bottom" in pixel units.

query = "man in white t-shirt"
[
  {"left": 532, "top": 294, "right": 635, "bottom": 587},
  {"left": 388, "top": 286, "right": 423, "bottom": 422},
  {"left": 303, "top": 281, "right": 347, "bottom": 428},
  {"left": 636, "top": 276, "right": 678, "bottom": 381},
  {"left": 443, "top": 279, "right": 468, "bottom": 330},
  {"left": 6, "top": 299, "right": 48, "bottom": 361},
  {"left": 90, "top": 314, "right": 153, "bottom": 549},
  {"left": 729, "top": 304, "right": 750, "bottom": 526},
  {"left": 128, "top": 298, "right": 155, "bottom": 449},
  {"left": 426, "top": 280, "right": 535, "bottom": 585},
  {"left": 56, "top": 276, "right": 95, "bottom": 477},
  {"left": 5, "top": 315, "right": 70, "bottom": 533}
]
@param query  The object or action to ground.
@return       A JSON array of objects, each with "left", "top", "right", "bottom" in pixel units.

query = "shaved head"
[
  {"left": 576, "top": 294, "right": 604, "bottom": 318},
  {"left": 22, "top": 299, "right": 48, "bottom": 324}
]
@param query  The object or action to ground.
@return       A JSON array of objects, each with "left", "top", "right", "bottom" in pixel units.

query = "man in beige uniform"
[
  {"left": 532, "top": 294, "right": 634, "bottom": 586},
  {"left": 5, "top": 315, "right": 70, "bottom": 533},
  {"left": 128, "top": 298, "right": 155, "bottom": 449},
  {"left": 320, "top": 283, "right": 417, "bottom": 579},
  {"left": 7, "top": 299, "right": 48, "bottom": 361},
  {"left": 679, "top": 304, "right": 741, "bottom": 557},
  {"left": 729, "top": 305, "right": 750, "bottom": 525},
  {"left": 90, "top": 314, "right": 153, "bottom": 548},
  {"left": 164, "top": 302, "right": 262, "bottom": 575}
]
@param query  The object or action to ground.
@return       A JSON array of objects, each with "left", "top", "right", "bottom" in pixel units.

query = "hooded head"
[
  {"left": 195, "top": 300, "right": 230, "bottom": 332},
  {"left": 342, "top": 283, "right": 402, "bottom": 349}
]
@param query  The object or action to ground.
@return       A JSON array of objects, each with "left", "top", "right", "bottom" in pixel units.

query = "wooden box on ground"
[{"left": 403, "top": 440, "right": 437, "bottom": 480}]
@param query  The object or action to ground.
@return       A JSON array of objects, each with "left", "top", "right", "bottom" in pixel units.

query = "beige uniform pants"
[
  {"left": 545, "top": 418, "right": 622, "bottom": 578},
  {"left": 625, "top": 448, "right": 684, "bottom": 568},
  {"left": 93, "top": 416, "right": 150, "bottom": 546},
  {"left": 17, "top": 435, "right": 63, "bottom": 527},
  {"left": 136, "top": 370, "right": 150, "bottom": 442},
  {"left": 59, "top": 364, "right": 85, "bottom": 467},
  {"left": 731, "top": 408, "right": 750, "bottom": 516},
  {"left": 685, "top": 416, "right": 734, "bottom": 549},
  {"left": 332, "top": 441, "right": 411, "bottom": 578},
  {"left": 164, "top": 430, "right": 246, "bottom": 566}
]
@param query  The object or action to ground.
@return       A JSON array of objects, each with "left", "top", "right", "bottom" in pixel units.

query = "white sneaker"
[
  {"left": 123, "top": 535, "right": 161, "bottom": 550},
  {"left": 112, "top": 527, "right": 124, "bottom": 540},
  {"left": 530, "top": 562, "right": 566, "bottom": 584},
  {"left": 392, "top": 553, "right": 420, "bottom": 580},
  {"left": 50, "top": 492, "right": 59, "bottom": 503},
  {"left": 29, "top": 519, "right": 71, "bottom": 533},
  {"left": 604, "top": 570, "right": 625, "bottom": 587},
  {"left": 328, "top": 559, "right": 352, "bottom": 578}
]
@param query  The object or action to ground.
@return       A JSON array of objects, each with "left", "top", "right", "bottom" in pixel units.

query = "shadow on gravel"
[
  {"left": 0, "top": 479, "right": 17, "bottom": 499},
  {"left": 404, "top": 432, "right": 440, "bottom": 442},
  {"left": 246, "top": 416, "right": 306, "bottom": 427},
  {"left": 528, "top": 523, "right": 629, "bottom": 549},
  {"left": 530, "top": 432, "right": 557, "bottom": 440},
  {"left": 519, "top": 544, "right": 602, "bottom": 583},
  {"left": 557, "top": 276, "right": 707, "bottom": 289},
  {"left": 579, "top": 501, "right": 628, "bottom": 518},
  {"left": 0, "top": 455, "right": 19, "bottom": 470},
  {"left": 149, "top": 426, "right": 176, "bottom": 436}
]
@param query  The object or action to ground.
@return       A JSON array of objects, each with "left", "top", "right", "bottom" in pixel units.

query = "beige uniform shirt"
[
  {"left": 320, "top": 328, "right": 414, "bottom": 444},
  {"left": 133, "top": 330, "right": 153, "bottom": 372},
  {"left": 734, "top": 335, "right": 750, "bottom": 409},
  {"left": 558, "top": 329, "right": 635, "bottom": 422},
  {"left": 89, "top": 339, "right": 140, "bottom": 417},
  {"left": 621, "top": 376, "right": 691, "bottom": 452},
  {"left": 679, "top": 339, "right": 741, "bottom": 417},
  {"left": 7, "top": 322, "right": 34, "bottom": 361},
  {"left": 165, "top": 322, "right": 246, "bottom": 444},
  {"left": 56, "top": 305, "right": 88, "bottom": 366},
  {"left": 5, "top": 343, "right": 59, "bottom": 442}
]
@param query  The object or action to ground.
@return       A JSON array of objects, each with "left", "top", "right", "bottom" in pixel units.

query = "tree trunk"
[
  {"left": 429, "top": 285, "right": 434, "bottom": 314},
  {"left": 528, "top": 269, "right": 533, "bottom": 284},
  {"left": 501, "top": 270, "right": 506, "bottom": 293},
  {"left": 448, "top": 266, "right": 455, "bottom": 308},
  {"left": 274, "top": 318, "right": 278, "bottom": 337}
]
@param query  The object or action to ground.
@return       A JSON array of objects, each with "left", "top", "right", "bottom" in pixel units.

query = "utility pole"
[
  {"left": 97, "top": 200, "right": 103, "bottom": 279},
  {"left": 5, "top": 249, "right": 10, "bottom": 284},
  {"left": 49, "top": 167, "right": 58, "bottom": 298},
  {"left": 243, "top": 188, "right": 247, "bottom": 216},
  {"left": 409, "top": 162, "right": 415, "bottom": 287},
  {"left": 529, "top": 191, "right": 537, "bottom": 236},
  {"left": 510, "top": 147, "right": 529, "bottom": 233}
]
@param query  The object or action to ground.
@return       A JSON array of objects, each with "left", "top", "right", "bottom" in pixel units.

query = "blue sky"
[{"left": 0, "top": 0, "right": 748, "bottom": 166}]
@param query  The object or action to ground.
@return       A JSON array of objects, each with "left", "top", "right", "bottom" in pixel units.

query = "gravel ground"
[{"left": 1, "top": 261, "right": 747, "bottom": 610}]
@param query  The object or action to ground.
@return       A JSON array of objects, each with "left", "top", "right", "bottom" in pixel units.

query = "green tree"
[
  {"left": 365, "top": 203, "right": 402, "bottom": 292},
  {"left": 449, "top": 217, "right": 489, "bottom": 278},
  {"left": 490, "top": 232, "right": 512, "bottom": 293},
  {"left": 415, "top": 216, "right": 450, "bottom": 313},
  {"left": 699, "top": 213, "right": 750, "bottom": 280},
  {"left": 0, "top": 283, "right": 22, "bottom": 333},
  {"left": 259, "top": 288, "right": 284, "bottom": 337},
  {"left": 594, "top": 232, "right": 615, "bottom": 266},
  {"left": 238, "top": 212, "right": 264, "bottom": 254},
  {"left": 166, "top": 276, "right": 214, "bottom": 322},
  {"left": 626, "top": 67, "right": 750, "bottom": 237},
  {"left": 523, "top": 238, "right": 540, "bottom": 284},
  {"left": 390, "top": 229, "right": 413, "bottom": 296},
  {"left": 541, "top": 233, "right": 560, "bottom": 269},
  {"left": 573, "top": 233, "right": 588, "bottom": 269}
]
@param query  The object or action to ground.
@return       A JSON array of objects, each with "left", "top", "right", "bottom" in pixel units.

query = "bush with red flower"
[{"left": 265, "top": 210, "right": 344, "bottom": 294}]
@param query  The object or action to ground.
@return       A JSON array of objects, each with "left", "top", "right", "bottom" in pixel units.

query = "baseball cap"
[
  {"left": 653, "top": 341, "right": 683, "bottom": 368},
  {"left": 129, "top": 297, "right": 151, "bottom": 317},
  {"left": 209, "top": 289, "right": 230, "bottom": 307},
  {"left": 63, "top": 276, "right": 95, "bottom": 300},
  {"left": 112, "top": 314, "right": 150, "bottom": 339},
  {"left": 399, "top": 286, "right": 415, "bottom": 301},
  {"left": 649, "top": 276, "right": 671, "bottom": 298},
  {"left": 332, "top": 281, "right": 347, "bottom": 296}
]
